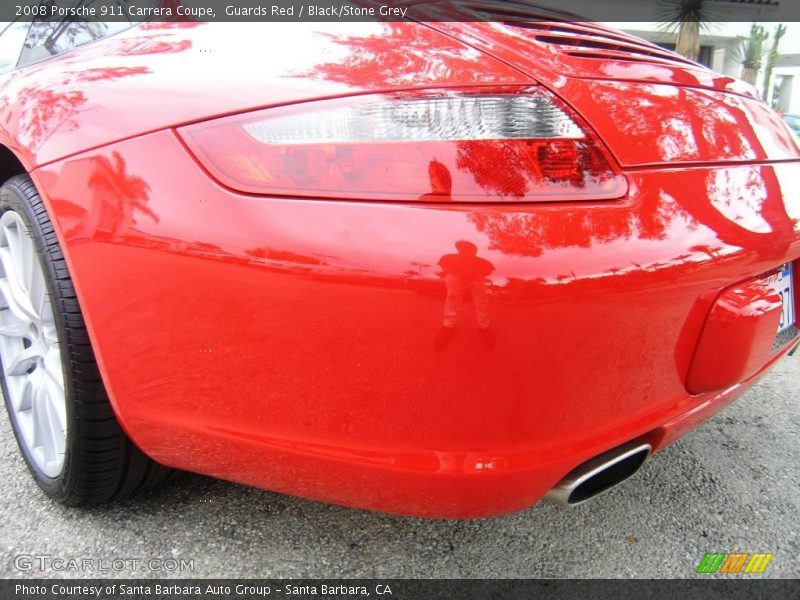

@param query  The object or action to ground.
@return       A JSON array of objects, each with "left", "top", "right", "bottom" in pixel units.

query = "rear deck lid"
[
  {"left": 424, "top": 10, "right": 800, "bottom": 165},
  {"left": 420, "top": 2, "right": 754, "bottom": 95}
]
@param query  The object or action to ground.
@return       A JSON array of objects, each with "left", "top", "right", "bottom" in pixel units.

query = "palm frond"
[{"left": 657, "top": 0, "right": 719, "bottom": 34}]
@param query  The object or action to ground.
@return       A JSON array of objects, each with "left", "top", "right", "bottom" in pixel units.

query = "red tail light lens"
[{"left": 178, "top": 87, "right": 627, "bottom": 203}]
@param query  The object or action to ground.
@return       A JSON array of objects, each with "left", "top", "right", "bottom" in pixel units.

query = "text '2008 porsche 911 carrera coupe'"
[{"left": 0, "top": 1, "right": 798, "bottom": 518}]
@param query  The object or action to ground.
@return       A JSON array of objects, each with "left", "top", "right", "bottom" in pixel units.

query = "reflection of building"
[
  {"left": 596, "top": 0, "right": 800, "bottom": 111},
  {"left": 621, "top": 25, "right": 747, "bottom": 74},
  {"left": 773, "top": 53, "right": 800, "bottom": 113}
]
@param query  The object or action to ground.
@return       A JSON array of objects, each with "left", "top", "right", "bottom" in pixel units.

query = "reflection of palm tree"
[{"left": 76, "top": 152, "right": 156, "bottom": 241}]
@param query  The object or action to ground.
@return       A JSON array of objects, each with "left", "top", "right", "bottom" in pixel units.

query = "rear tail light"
[{"left": 178, "top": 87, "right": 627, "bottom": 203}]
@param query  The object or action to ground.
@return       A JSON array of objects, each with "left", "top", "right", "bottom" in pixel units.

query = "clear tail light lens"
[{"left": 178, "top": 87, "right": 627, "bottom": 203}]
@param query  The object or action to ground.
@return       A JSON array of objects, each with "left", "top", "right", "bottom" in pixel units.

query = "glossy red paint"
[
  {"left": 426, "top": 21, "right": 800, "bottom": 165},
  {"left": 0, "top": 21, "right": 529, "bottom": 168},
  {"left": 686, "top": 277, "right": 784, "bottom": 394},
  {"left": 2, "top": 19, "right": 800, "bottom": 517},
  {"left": 430, "top": 21, "right": 758, "bottom": 94}
]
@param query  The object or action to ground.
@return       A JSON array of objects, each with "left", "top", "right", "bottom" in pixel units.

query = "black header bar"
[{"left": 1, "top": 0, "right": 798, "bottom": 23}]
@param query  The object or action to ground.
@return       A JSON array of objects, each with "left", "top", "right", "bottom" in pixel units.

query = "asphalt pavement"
[{"left": 1, "top": 353, "right": 798, "bottom": 579}]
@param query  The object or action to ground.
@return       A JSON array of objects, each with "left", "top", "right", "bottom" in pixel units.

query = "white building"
[
  {"left": 599, "top": 0, "right": 800, "bottom": 113},
  {"left": 773, "top": 53, "right": 800, "bottom": 113}
]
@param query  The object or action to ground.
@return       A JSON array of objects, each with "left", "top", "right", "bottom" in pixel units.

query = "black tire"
[{"left": 0, "top": 174, "right": 173, "bottom": 505}]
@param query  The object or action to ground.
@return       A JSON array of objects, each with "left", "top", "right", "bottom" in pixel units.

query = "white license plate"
[{"left": 768, "top": 263, "right": 796, "bottom": 334}]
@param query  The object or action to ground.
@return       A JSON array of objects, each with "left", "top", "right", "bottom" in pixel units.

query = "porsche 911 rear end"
[{"left": 0, "top": 8, "right": 798, "bottom": 517}]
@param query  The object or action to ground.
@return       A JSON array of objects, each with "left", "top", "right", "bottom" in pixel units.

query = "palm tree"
[
  {"left": 762, "top": 24, "right": 787, "bottom": 100},
  {"left": 659, "top": 0, "right": 716, "bottom": 62},
  {"left": 736, "top": 24, "right": 770, "bottom": 86}
]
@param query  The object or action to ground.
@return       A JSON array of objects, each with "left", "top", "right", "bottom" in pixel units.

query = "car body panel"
[
  {"left": 686, "top": 276, "right": 784, "bottom": 394},
  {"left": 30, "top": 128, "right": 800, "bottom": 517},
  {"left": 425, "top": 19, "right": 760, "bottom": 97},
  {"left": 553, "top": 78, "right": 800, "bottom": 166},
  {"left": 426, "top": 22, "right": 800, "bottom": 165},
  {"left": 0, "top": 21, "right": 530, "bottom": 169},
  {"left": 2, "top": 18, "right": 799, "bottom": 516}
]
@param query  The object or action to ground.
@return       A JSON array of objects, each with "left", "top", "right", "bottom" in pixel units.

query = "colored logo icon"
[{"left": 697, "top": 552, "right": 773, "bottom": 574}]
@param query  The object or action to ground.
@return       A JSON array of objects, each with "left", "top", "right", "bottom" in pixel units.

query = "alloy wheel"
[{"left": 0, "top": 210, "right": 66, "bottom": 478}]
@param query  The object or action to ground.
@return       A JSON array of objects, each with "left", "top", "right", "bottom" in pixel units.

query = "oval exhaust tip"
[{"left": 545, "top": 441, "right": 652, "bottom": 506}]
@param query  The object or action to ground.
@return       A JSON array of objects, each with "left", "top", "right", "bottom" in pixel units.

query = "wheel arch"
[
  {"left": 0, "top": 144, "right": 28, "bottom": 183},
  {"left": 0, "top": 161, "right": 174, "bottom": 501},
  {"left": 0, "top": 144, "right": 118, "bottom": 428}
]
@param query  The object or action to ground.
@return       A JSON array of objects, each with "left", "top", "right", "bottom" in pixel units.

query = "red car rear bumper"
[{"left": 32, "top": 130, "right": 800, "bottom": 517}]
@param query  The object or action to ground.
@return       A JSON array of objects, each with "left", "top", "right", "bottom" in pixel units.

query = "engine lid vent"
[{"left": 502, "top": 21, "right": 699, "bottom": 68}]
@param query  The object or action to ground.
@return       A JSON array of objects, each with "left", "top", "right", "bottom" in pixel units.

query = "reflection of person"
[{"left": 436, "top": 241, "right": 496, "bottom": 350}]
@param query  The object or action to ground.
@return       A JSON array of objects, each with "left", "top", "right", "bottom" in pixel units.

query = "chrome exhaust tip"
[{"left": 545, "top": 441, "right": 652, "bottom": 506}]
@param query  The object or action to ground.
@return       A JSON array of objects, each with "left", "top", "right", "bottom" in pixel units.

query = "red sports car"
[{"left": 0, "top": 5, "right": 798, "bottom": 518}]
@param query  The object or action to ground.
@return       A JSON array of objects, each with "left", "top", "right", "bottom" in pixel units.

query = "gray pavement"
[{"left": 1, "top": 354, "right": 798, "bottom": 579}]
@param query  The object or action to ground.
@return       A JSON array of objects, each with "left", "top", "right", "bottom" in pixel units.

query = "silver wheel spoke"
[
  {"left": 0, "top": 273, "right": 38, "bottom": 323},
  {"left": 32, "top": 372, "right": 61, "bottom": 467},
  {"left": 4, "top": 343, "right": 40, "bottom": 376},
  {"left": 43, "top": 346, "right": 67, "bottom": 430},
  {"left": 40, "top": 312, "right": 58, "bottom": 345},
  {"left": 29, "top": 267, "right": 47, "bottom": 323},
  {"left": 15, "top": 374, "right": 34, "bottom": 413},
  {"left": 0, "top": 308, "right": 28, "bottom": 338},
  {"left": 0, "top": 210, "right": 66, "bottom": 478},
  {"left": 4, "top": 222, "right": 34, "bottom": 292}
]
